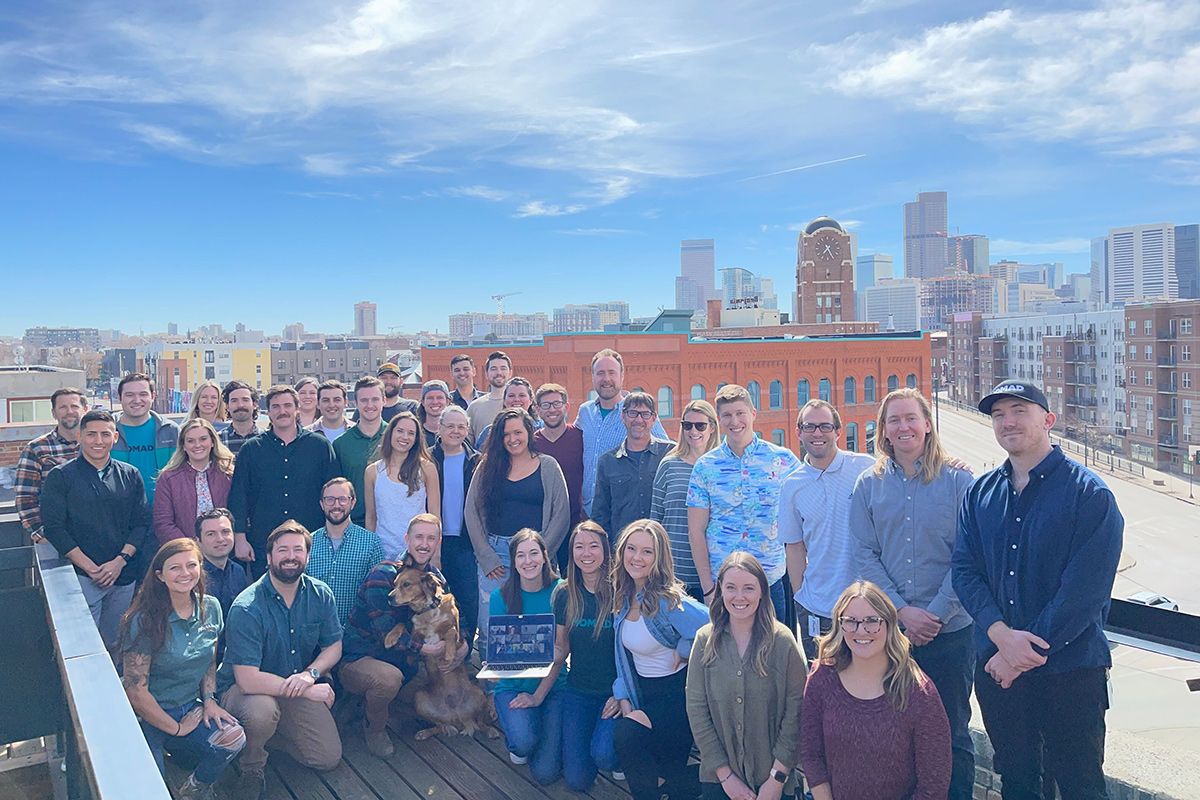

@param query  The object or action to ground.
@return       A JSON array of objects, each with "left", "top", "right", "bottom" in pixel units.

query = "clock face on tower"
[{"left": 812, "top": 232, "right": 843, "bottom": 262}]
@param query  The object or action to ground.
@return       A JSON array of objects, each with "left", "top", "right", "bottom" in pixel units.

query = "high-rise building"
[
  {"left": 676, "top": 239, "right": 716, "bottom": 311},
  {"left": 855, "top": 279, "right": 921, "bottom": 332},
  {"left": 167, "top": 322, "right": 179, "bottom": 336},
  {"left": 283, "top": 323, "right": 305, "bottom": 342},
  {"left": 1176, "top": 224, "right": 1199, "bottom": 300},
  {"left": 1091, "top": 236, "right": 1110, "bottom": 308},
  {"left": 953, "top": 235, "right": 990, "bottom": 274},
  {"left": 1124, "top": 299, "right": 1199, "bottom": 471},
  {"left": 553, "top": 302, "right": 631, "bottom": 333},
  {"left": 855, "top": 254, "right": 894, "bottom": 291},
  {"left": 1103, "top": 223, "right": 1178, "bottom": 304},
  {"left": 354, "top": 301, "right": 378, "bottom": 337},
  {"left": 903, "top": 191, "right": 950, "bottom": 279},
  {"left": 448, "top": 312, "right": 548, "bottom": 339},
  {"left": 795, "top": 217, "right": 855, "bottom": 324},
  {"left": 919, "top": 273, "right": 998, "bottom": 330},
  {"left": 23, "top": 327, "right": 102, "bottom": 349},
  {"left": 757, "top": 277, "right": 778, "bottom": 310}
]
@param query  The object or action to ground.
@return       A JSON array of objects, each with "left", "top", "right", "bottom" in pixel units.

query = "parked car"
[{"left": 1126, "top": 591, "right": 1179, "bottom": 612}]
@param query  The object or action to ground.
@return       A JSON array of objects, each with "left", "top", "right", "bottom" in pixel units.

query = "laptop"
[{"left": 475, "top": 613, "right": 556, "bottom": 680}]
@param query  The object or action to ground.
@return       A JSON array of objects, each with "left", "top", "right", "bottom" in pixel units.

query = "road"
[{"left": 935, "top": 402, "right": 1200, "bottom": 614}]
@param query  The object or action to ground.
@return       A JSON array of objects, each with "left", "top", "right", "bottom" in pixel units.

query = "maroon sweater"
[
  {"left": 800, "top": 663, "right": 951, "bottom": 800},
  {"left": 534, "top": 424, "right": 584, "bottom": 526}
]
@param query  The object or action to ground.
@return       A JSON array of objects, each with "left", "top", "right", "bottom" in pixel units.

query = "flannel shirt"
[
  {"left": 306, "top": 524, "right": 386, "bottom": 625},
  {"left": 342, "top": 559, "right": 445, "bottom": 670},
  {"left": 14, "top": 428, "right": 79, "bottom": 534}
]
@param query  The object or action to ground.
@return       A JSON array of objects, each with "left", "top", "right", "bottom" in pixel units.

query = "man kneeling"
[{"left": 218, "top": 521, "right": 342, "bottom": 800}]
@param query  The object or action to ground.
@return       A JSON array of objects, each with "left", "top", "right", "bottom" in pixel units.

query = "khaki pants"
[
  {"left": 221, "top": 685, "right": 342, "bottom": 774},
  {"left": 339, "top": 657, "right": 407, "bottom": 730}
]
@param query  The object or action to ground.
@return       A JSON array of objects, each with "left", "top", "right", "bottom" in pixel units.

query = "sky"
[{"left": 2, "top": 0, "right": 1198, "bottom": 338}]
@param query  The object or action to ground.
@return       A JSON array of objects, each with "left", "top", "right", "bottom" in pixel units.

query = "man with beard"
[
  {"left": 306, "top": 478, "right": 384, "bottom": 625},
  {"left": 218, "top": 521, "right": 343, "bottom": 800},
  {"left": 16, "top": 387, "right": 87, "bottom": 543},
  {"left": 532, "top": 383, "right": 584, "bottom": 567},
  {"left": 450, "top": 353, "right": 485, "bottom": 409},
  {"left": 229, "top": 385, "right": 339, "bottom": 577},
  {"left": 375, "top": 363, "right": 418, "bottom": 424},
  {"left": 574, "top": 349, "right": 667, "bottom": 517},
  {"left": 593, "top": 391, "right": 673, "bottom": 542},
  {"left": 220, "top": 380, "right": 261, "bottom": 457},
  {"left": 341, "top": 514, "right": 465, "bottom": 758},
  {"left": 466, "top": 350, "right": 513, "bottom": 444}
]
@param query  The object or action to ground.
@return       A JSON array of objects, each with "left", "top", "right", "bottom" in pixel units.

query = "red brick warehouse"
[{"left": 422, "top": 330, "right": 932, "bottom": 454}]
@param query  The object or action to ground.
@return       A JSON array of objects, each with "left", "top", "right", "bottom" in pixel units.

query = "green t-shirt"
[
  {"left": 553, "top": 583, "right": 617, "bottom": 696},
  {"left": 333, "top": 423, "right": 386, "bottom": 525},
  {"left": 489, "top": 580, "right": 567, "bottom": 695},
  {"left": 127, "top": 595, "right": 222, "bottom": 709},
  {"left": 121, "top": 418, "right": 161, "bottom": 503}
]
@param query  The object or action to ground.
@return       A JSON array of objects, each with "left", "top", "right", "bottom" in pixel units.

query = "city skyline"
[{"left": 3, "top": 1, "right": 1199, "bottom": 336}]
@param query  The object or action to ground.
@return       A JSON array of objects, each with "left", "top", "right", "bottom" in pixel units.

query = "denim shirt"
[{"left": 611, "top": 590, "right": 709, "bottom": 709}]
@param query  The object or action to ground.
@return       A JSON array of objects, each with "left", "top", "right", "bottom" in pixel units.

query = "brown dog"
[{"left": 384, "top": 556, "right": 499, "bottom": 740}]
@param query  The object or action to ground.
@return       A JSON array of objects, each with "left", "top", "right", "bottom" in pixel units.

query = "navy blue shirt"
[
  {"left": 204, "top": 557, "right": 249, "bottom": 618},
  {"left": 952, "top": 446, "right": 1124, "bottom": 674}
]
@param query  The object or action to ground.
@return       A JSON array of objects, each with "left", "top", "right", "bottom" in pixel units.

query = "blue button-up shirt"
[
  {"left": 952, "top": 446, "right": 1124, "bottom": 674},
  {"left": 575, "top": 395, "right": 668, "bottom": 515}
]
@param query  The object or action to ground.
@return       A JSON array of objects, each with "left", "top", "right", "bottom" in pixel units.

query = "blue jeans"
[
  {"left": 139, "top": 702, "right": 243, "bottom": 785},
  {"left": 912, "top": 624, "right": 976, "bottom": 800},
  {"left": 560, "top": 687, "right": 620, "bottom": 792},
  {"left": 494, "top": 688, "right": 564, "bottom": 784},
  {"left": 441, "top": 534, "right": 479, "bottom": 654},
  {"left": 477, "top": 534, "right": 512, "bottom": 655},
  {"left": 768, "top": 578, "right": 787, "bottom": 623}
]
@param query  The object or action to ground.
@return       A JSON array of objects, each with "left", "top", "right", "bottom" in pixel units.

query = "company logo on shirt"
[{"left": 126, "top": 444, "right": 157, "bottom": 453}]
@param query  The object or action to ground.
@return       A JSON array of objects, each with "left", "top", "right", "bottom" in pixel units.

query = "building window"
[
  {"left": 204, "top": 351, "right": 215, "bottom": 364},
  {"left": 771, "top": 429, "right": 786, "bottom": 446},
  {"left": 865, "top": 421, "right": 876, "bottom": 455},
  {"left": 845, "top": 422, "right": 858, "bottom": 452},
  {"left": 329, "top": 358, "right": 337, "bottom": 368},
  {"left": 8, "top": 399, "right": 52, "bottom": 423},
  {"left": 864, "top": 375, "right": 877, "bottom": 404},
  {"left": 888, "top": 374, "right": 899, "bottom": 393},
  {"left": 1145, "top": 320, "right": 1153, "bottom": 335},
  {"left": 1183, "top": 319, "right": 1193, "bottom": 335},
  {"left": 844, "top": 377, "right": 857, "bottom": 405},
  {"left": 1129, "top": 371, "right": 1136, "bottom": 385},
  {"left": 1184, "top": 373, "right": 1193, "bottom": 389},
  {"left": 1146, "top": 371, "right": 1153, "bottom": 386},
  {"left": 747, "top": 381, "right": 761, "bottom": 410},
  {"left": 657, "top": 386, "right": 674, "bottom": 418},
  {"left": 1145, "top": 346, "right": 1153, "bottom": 360},
  {"left": 1184, "top": 345, "right": 1192, "bottom": 362},
  {"left": 818, "top": 378, "right": 831, "bottom": 402},
  {"left": 906, "top": 373, "right": 917, "bottom": 389},
  {"left": 303, "top": 359, "right": 312, "bottom": 369},
  {"left": 255, "top": 364, "right": 261, "bottom": 373},
  {"left": 769, "top": 380, "right": 783, "bottom": 409},
  {"left": 691, "top": 383, "right": 706, "bottom": 401},
  {"left": 1128, "top": 320, "right": 1136, "bottom": 334},
  {"left": 277, "top": 360, "right": 286, "bottom": 370},
  {"left": 797, "top": 379, "right": 810, "bottom": 404}
]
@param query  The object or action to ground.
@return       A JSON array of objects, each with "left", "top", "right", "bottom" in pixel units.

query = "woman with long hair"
[
  {"left": 800, "top": 581, "right": 951, "bottom": 800},
  {"left": 651, "top": 399, "right": 719, "bottom": 598},
  {"left": 465, "top": 408, "right": 569, "bottom": 651},
  {"left": 294, "top": 376, "right": 320, "bottom": 428},
  {"left": 686, "top": 553, "right": 807, "bottom": 800},
  {"left": 187, "top": 380, "right": 228, "bottom": 432},
  {"left": 611, "top": 519, "right": 709, "bottom": 800},
  {"left": 119, "top": 539, "right": 244, "bottom": 798},
  {"left": 473, "top": 377, "right": 542, "bottom": 447},
  {"left": 364, "top": 411, "right": 441, "bottom": 558},
  {"left": 153, "top": 419, "right": 234, "bottom": 546},
  {"left": 485, "top": 530, "right": 566, "bottom": 783},
  {"left": 552, "top": 521, "right": 622, "bottom": 791}
]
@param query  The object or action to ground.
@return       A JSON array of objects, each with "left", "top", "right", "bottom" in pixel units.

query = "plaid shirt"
[
  {"left": 14, "top": 428, "right": 79, "bottom": 534},
  {"left": 306, "top": 523, "right": 385, "bottom": 625}
]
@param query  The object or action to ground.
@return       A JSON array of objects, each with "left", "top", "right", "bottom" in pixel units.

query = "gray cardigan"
[{"left": 464, "top": 453, "right": 571, "bottom": 574}]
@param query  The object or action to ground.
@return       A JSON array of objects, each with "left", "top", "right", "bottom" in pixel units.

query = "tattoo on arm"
[
  {"left": 202, "top": 660, "right": 217, "bottom": 695},
  {"left": 122, "top": 652, "right": 151, "bottom": 692}
]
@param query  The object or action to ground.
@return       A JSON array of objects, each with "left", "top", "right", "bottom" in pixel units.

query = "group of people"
[{"left": 12, "top": 345, "right": 1124, "bottom": 800}]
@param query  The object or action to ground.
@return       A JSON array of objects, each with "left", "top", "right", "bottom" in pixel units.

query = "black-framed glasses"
[
  {"left": 321, "top": 496, "right": 353, "bottom": 505},
  {"left": 680, "top": 421, "right": 710, "bottom": 432},
  {"left": 839, "top": 616, "right": 884, "bottom": 633},
  {"left": 623, "top": 408, "right": 655, "bottom": 420},
  {"left": 537, "top": 400, "right": 565, "bottom": 411},
  {"left": 799, "top": 422, "right": 837, "bottom": 433}
]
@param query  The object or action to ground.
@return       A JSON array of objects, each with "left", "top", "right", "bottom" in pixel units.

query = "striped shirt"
[
  {"left": 650, "top": 454, "right": 700, "bottom": 589},
  {"left": 306, "top": 523, "right": 386, "bottom": 625},
  {"left": 14, "top": 428, "right": 79, "bottom": 534},
  {"left": 574, "top": 395, "right": 668, "bottom": 515}
]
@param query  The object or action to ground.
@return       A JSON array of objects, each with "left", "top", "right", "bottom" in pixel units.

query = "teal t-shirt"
[
  {"left": 553, "top": 583, "right": 617, "bottom": 696},
  {"left": 489, "top": 580, "right": 567, "bottom": 695},
  {"left": 127, "top": 595, "right": 223, "bottom": 709},
  {"left": 121, "top": 419, "right": 161, "bottom": 503}
]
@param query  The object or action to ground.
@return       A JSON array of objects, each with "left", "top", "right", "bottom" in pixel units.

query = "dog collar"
[{"left": 414, "top": 597, "right": 440, "bottom": 615}]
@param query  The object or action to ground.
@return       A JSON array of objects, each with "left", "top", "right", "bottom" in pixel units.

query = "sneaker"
[
  {"left": 364, "top": 722, "right": 395, "bottom": 759},
  {"left": 612, "top": 771, "right": 626, "bottom": 782},
  {"left": 233, "top": 769, "right": 266, "bottom": 800},
  {"left": 509, "top": 752, "right": 528, "bottom": 765},
  {"left": 176, "top": 774, "right": 214, "bottom": 800}
]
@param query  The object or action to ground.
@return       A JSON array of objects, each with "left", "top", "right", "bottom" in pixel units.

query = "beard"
[
  {"left": 323, "top": 507, "right": 350, "bottom": 526},
  {"left": 384, "top": 384, "right": 400, "bottom": 399},
  {"left": 268, "top": 560, "right": 305, "bottom": 584}
]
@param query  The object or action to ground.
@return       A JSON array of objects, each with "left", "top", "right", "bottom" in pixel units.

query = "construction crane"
[{"left": 492, "top": 292, "right": 522, "bottom": 320}]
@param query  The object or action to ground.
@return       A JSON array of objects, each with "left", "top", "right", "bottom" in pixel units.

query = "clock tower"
[{"left": 795, "top": 216, "right": 855, "bottom": 325}]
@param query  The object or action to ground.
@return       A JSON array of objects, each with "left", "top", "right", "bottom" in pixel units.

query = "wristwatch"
[
  {"left": 308, "top": 668, "right": 321, "bottom": 680},
  {"left": 116, "top": 552, "right": 132, "bottom": 563},
  {"left": 770, "top": 768, "right": 788, "bottom": 784}
]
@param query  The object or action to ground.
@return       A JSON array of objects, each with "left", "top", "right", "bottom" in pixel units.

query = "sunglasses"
[{"left": 680, "top": 421, "right": 710, "bottom": 432}]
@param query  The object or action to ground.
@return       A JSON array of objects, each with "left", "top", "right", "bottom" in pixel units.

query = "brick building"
[
  {"left": 948, "top": 312, "right": 984, "bottom": 405},
  {"left": 795, "top": 218, "right": 855, "bottom": 325},
  {"left": 1124, "top": 299, "right": 1200, "bottom": 472},
  {"left": 422, "top": 330, "right": 931, "bottom": 454}
]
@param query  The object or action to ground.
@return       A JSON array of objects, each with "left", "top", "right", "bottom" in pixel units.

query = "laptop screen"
[{"left": 486, "top": 614, "right": 556, "bottom": 665}]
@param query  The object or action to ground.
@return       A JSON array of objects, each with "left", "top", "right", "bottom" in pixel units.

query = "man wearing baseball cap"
[
  {"left": 375, "top": 363, "right": 418, "bottom": 424},
  {"left": 953, "top": 381, "right": 1123, "bottom": 798}
]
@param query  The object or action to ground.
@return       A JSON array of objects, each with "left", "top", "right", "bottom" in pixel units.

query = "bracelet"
[
  {"left": 719, "top": 772, "right": 735, "bottom": 783},
  {"left": 703, "top": 586, "right": 715, "bottom": 597},
  {"left": 175, "top": 720, "right": 182, "bottom": 736}
]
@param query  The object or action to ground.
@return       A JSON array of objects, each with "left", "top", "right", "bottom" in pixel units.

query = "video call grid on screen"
[{"left": 486, "top": 616, "right": 555, "bottom": 662}]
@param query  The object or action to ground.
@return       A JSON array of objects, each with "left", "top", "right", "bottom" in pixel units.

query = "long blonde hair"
[
  {"left": 612, "top": 519, "right": 685, "bottom": 618},
  {"left": 554, "top": 521, "right": 613, "bottom": 640},
  {"left": 667, "top": 400, "right": 719, "bottom": 461},
  {"left": 872, "top": 389, "right": 947, "bottom": 484},
  {"left": 187, "top": 380, "right": 227, "bottom": 423},
  {"left": 164, "top": 418, "right": 234, "bottom": 476},
  {"left": 816, "top": 581, "right": 926, "bottom": 711},
  {"left": 702, "top": 552, "right": 777, "bottom": 677}
]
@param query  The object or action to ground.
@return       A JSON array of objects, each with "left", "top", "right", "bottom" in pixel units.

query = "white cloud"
[
  {"left": 991, "top": 238, "right": 1092, "bottom": 256},
  {"left": 301, "top": 154, "right": 352, "bottom": 176},
  {"left": 514, "top": 201, "right": 587, "bottom": 218},
  {"left": 556, "top": 228, "right": 640, "bottom": 236},
  {"left": 443, "top": 185, "right": 512, "bottom": 202}
]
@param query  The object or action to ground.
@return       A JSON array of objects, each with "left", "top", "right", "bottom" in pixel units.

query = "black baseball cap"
[{"left": 978, "top": 381, "right": 1050, "bottom": 415}]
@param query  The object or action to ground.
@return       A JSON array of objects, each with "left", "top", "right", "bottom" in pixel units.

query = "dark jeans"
[
  {"left": 912, "top": 624, "right": 976, "bottom": 800},
  {"left": 702, "top": 784, "right": 792, "bottom": 800},
  {"left": 140, "top": 702, "right": 243, "bottom": 785},
  {"left": 441, "top": 534, "right": 479, "bottom": 654},
  {"left": 613, "top": 670, "right": 696, "bottom": 800},
  {"left": 494, "top": 689, "right": 565, "bottom": 785},
  {"left": 768, "top": 578, "right": 787, "bottom": 624},
  {"left": 560, "top": 687, "right": 620, "bottom": 792},
  {"left": 795, "top": 602, "right": 833, "bottom": 661},
  {"left": 975, "top": 665, "right": 1110, "bottom": 800}
]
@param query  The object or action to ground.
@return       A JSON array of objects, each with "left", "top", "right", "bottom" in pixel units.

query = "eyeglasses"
[
  {"left": 799, "top": 422, "right": 837, "bottom": 433},
  {"left": 537, "top": 400, "right": 565, "bottom": 411},
  {"left": 839, "top": 616, "right": 884, "bottom": 633},
  {"left": 680, "top": 421, "right": 710, "bottom": 432},
  {"left": 623, "top": 409, "right": 655, "bottom": 420},
  {"left": 321, "top": 496, "right": 353, "bottom": 505}
]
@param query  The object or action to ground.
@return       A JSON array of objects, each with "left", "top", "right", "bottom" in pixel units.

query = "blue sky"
[{"left": 2, "top": 0, "right": 1198, "bottom": 337}]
